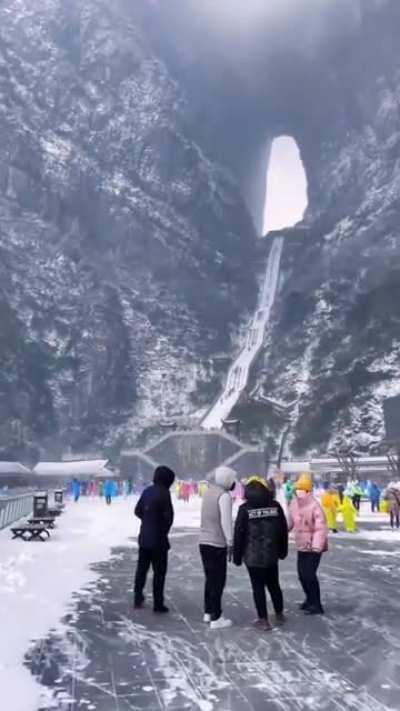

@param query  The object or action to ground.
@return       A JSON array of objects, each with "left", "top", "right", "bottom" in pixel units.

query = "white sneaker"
[
  {"left": 210, "top": 616, "right": 232, "bottom": 630},
  {"left": 203, "top": 613, "right": 211, "bottom": 623}
]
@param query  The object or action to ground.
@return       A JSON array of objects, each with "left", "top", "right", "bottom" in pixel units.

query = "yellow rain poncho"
[
  {"left": 321, "top": 490, "right": 340, "bottom": 531},
  {"left": 380, "top": 499, "right": 390, "bottom": 514},
  {"left": 339, "top": 496, "right": 357, "bottom": 533},
  {"left": 198, "top": 482, "right": 208, "bottom": 498}
]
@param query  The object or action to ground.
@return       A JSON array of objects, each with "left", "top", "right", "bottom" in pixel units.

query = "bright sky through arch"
[{"left": 263, "top": 135, "right": 308, "bottom": 234}]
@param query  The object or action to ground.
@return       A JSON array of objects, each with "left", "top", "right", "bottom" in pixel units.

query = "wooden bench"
[
  {"left": 11, "top": 524, "right": 51, "bottom": 541},
  {"left": 28, "top": 517, "right": 56, "bottom": 529}
]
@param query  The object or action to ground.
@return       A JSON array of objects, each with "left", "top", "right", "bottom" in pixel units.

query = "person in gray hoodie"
[{"left": 199, "top": 465, "right": 237, "bottom": 630}]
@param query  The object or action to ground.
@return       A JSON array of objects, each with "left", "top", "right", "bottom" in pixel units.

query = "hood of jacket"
[
  {"left": 214, "top": 465, "right": 237, "bottom": 491},
  {"left": 244, "top": 480, "right": 273, "bottom": 507},
  {"left": 153, "top": 465, "right": 175, "bottom": 489}
]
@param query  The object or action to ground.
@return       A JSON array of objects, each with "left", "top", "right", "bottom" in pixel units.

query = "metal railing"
[{"left": 0, "top": 493, "right": 34, "bottom": 530}]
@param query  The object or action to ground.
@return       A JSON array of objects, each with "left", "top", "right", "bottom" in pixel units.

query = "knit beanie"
[{"left": 294, "top": 474, "right": 313, "bottom": 493}]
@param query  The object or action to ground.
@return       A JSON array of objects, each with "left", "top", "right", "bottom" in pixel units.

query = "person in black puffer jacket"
[
  {"left": 233, "top": 477, "right": 288, "bottom": 630},
  {"left": 133, "top": 465, "right": 175, "bottom": 613}
]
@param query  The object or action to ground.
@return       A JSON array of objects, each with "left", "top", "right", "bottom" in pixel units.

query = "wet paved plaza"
[{"left": 27, "top": 525, "right": 400, "bottom": 711}]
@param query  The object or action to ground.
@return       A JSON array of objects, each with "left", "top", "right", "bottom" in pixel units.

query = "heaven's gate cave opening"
[{"left": 263, "top": 135, "right": 308, "bottom": 235}]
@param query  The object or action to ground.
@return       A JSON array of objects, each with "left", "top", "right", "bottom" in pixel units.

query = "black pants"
[
  {"left": 371, "top": 499, "right": 379, "bottom": 513},
  {"left": 106, "top": 494, "right": 112, "bottom": 505},
  {"left": 297, "top": 552, "right": 323, "bottom": 610},
  {"left": 199, "top": 544, "right": 227, "bottom": 621},
  {"left": 247, "top": 563, "right": 283, "bottom": 619},
  {"left": 390, "top": 510, "right": 400, "bottom": 529},
  {"left": 134, "top": 547, "right": 168, "bottom": 608},
  {"left": 352, "top": 495, "right": 361, "bottom": 512}
]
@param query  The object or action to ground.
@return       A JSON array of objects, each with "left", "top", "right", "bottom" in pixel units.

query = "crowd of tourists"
[
  {"left": 319, "top": 480, "right": 400, "bottom": 532},
  {"left": 68, "top": 477, "right": 135, "bottom": 503},
  {"left": 175, "top": 479, "right": 245, "bottom": 501},
  {"left": 263, "top": 476, "right": 400, "bottom": 532},
  {"left": 68, "top": 464, "right": 399, "bottom": 629},
  {"left": 68, "top": 470, "right": 400, "bottom": 531}
]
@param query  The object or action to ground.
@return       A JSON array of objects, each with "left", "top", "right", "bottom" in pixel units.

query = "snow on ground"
[
  {"left": 339, "top": 528, "right": 400, "bottom": 541},
  {"left": 171, "top": 495, "right": 202, "bottom": 528},
  {"left": 320, "top": 500, "right": 400, "bottom": 541},
  {"left": 0, "top": 494, "right": 206, "bottom": 711},
  {"left": 1, "top": 495, "right": 399, "bottom": 711},
  {"left": 337, "top": 502, "right": 400, "bottom": 540},
  {"left": 0, "top": 497, "right": 140, "bottom": 711}
]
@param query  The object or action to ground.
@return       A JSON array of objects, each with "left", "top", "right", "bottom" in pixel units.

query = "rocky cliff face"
[
  {"left": 230, "top": 1, "right": 400, "bottom": 456},
  {"left": 1, "top": 0, "right": 399, "bottom": 459},
  {"left": 0, "top": 0, "right": 257, "bottom": 459}
]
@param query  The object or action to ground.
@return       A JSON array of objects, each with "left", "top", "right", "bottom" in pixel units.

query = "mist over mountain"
[{"left": 0, "top": 0, "right": 399, "bottom": 460}]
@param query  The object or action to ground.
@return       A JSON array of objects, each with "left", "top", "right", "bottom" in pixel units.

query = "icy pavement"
[
  {"left": 1, "top": 498, "right": 400, "bottom": 710},
  {"left": 201, "top": 238, "right": 284, "bottom": 430},
  {"left": 0, "top": 498, "right": 141, "bottom": 711}
]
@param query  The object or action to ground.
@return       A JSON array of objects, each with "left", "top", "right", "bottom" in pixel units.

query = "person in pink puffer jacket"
[{"left": 288, "top": 474, "right": 328, "bottom": 615}]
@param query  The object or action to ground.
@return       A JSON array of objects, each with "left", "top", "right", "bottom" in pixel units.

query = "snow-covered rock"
[{"left": 0, "top": 0, "right": 257, "bottom": 459}]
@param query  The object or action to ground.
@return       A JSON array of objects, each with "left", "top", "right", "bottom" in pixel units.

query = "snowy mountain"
[
  {"left": 225, "top": 1, "right": 400, "bottom": 456},
  {"left": 1, "top": 0, "right": 400, "bottom": 459},
  {"left": 143, "top": 0, "right": 400, "bottom": 457},
  {"left": 0, "top": 0, "right": 257, "bottom": 459}
]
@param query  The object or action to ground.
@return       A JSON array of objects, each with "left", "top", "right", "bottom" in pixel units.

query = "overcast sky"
[{"left": 263, "top": 136, "right": 308, "bottom": 234}]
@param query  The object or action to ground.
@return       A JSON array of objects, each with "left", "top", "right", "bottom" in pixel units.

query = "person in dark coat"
[
  {"left": 134, "top": 465, "right": 175, "bottom": 613},
  {"left": 233, "top": 477, "right": 288, "bottom": 630}
]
